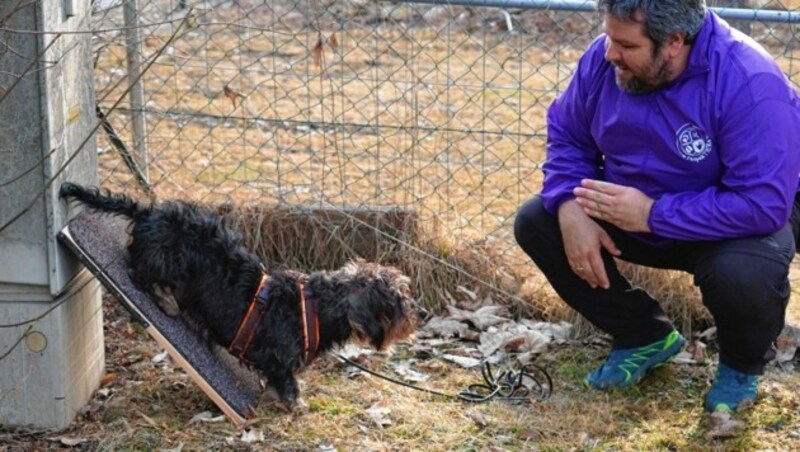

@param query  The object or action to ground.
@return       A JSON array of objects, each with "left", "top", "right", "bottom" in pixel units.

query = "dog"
[{"left": 59, "top": 182, "right": 428, "bottom": 411}]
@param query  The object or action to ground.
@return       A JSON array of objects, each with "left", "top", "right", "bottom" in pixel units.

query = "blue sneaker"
[
  {"left": 705, "top": 363, "right": 759, "bottom": 412},
  {"left": 585, "top": 330, "right": 686, "bottom": 389}
]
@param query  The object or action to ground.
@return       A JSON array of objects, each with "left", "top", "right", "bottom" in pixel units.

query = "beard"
[{"left": 614, "top": 52, "right": 672, "bottom": 94}]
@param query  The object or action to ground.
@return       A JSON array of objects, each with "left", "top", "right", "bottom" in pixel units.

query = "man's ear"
[{"left": 665, "top": 32, "right": 686, "bottom": 59}]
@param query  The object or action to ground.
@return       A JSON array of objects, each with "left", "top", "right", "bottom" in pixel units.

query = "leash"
[{"left": 335, "top": 353, "right": 552, "bottom": 404}]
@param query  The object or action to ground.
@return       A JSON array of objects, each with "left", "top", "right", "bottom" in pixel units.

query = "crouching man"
[{"left": 514, "top": 0, "right": 800, "bottom": 412}]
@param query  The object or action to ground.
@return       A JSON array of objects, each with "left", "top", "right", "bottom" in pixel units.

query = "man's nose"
[{"left": 604, "top": 40, "right": 620, "bottom": 63}]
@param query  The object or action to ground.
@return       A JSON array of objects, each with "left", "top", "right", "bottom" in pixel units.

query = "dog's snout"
[{"left": 417, "top": 307, "right": 431, "bottom": 323}]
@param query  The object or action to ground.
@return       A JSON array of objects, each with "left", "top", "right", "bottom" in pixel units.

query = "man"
[{"left": 514, "top": 0, "right": 800, "bottom": 413}]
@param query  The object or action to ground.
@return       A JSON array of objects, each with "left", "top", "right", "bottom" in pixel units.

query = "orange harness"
[{"left": 229, "top": 272, "right": 320, "bottom": 366}]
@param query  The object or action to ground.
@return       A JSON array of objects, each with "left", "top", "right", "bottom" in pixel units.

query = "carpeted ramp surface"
[{"left": 58, "top": 211, "right": 260, "bottom": 426}]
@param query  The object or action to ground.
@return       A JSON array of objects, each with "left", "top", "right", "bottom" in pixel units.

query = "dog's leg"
[{"left": 152, "top": 284, "right": 181, "bottom": 316}]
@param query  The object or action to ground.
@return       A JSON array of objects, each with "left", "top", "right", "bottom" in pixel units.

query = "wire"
[
  {"left": 0, "top": 325, "right": 33, "bottom": 361},
  {"left": 335, "top": 353, "right": 552, "bottom": 404},
  {"left": 0, "top": 148, "right": 57, "bottom": 188},
  {"left": 457, "top": 361, "right": 553, "bottom": 403},
  {"left": 335, "top": 353, "right": 451, "bottom": 398},
  {"left": 0, "top": 276, "right": 101, "bottom": 328}
]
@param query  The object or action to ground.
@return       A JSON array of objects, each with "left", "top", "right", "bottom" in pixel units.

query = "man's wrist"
[{"left": 557, "top": 198, "right": 581, "bottom": 217}]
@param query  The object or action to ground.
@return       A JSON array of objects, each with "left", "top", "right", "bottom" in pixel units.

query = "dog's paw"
[
  {"left": 271, "top": 397, "right": 307, "bottom": 415},
  {"left": 292, "top": 397, "right": 309, "bottom": 415},
  {"left": 272, "top": 400, "right": 294, "bottom": 413},
  {"left": 263, "top": 385, "right": 280, "bottom": 401},
  {"left": 152, "top": 285, "right": 181, "bottom": 316}
]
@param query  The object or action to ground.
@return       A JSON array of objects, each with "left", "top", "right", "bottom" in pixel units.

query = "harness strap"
[
  {"left": 229, "top": 271, "right": 320, "bottom": 367},
  {"left": 299, "top": 283, "right": 320, "bottom": 365},
  {"left": 229, "top": 272, "right": 270, "bottom": 363}
]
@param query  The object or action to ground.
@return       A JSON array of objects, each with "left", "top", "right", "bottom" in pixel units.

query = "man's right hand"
[{"left": 557, "top": 200, "right": 621, "bottom": 289}]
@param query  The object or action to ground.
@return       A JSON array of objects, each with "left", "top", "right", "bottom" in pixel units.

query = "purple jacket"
[{"left": 542, "top": 11, "right": 800, "bottom": 242}]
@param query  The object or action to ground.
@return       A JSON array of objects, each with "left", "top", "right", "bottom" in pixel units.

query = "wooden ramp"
[{"left": 58, "top": 211, "right": 260, "bottom": 427}]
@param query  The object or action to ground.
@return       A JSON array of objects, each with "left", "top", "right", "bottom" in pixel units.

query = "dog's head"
[{"left": 335, "top": 260, "right": 428, "bottom": 350}]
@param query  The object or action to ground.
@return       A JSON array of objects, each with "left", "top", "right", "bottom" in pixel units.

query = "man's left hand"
[{"left": 573, "top": 179, "right": 654, "bottom": 233}]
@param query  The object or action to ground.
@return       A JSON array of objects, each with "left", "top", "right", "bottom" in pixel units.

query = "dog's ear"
[{"left": 346, "top": 285, "right": 396, "bottom": 350}]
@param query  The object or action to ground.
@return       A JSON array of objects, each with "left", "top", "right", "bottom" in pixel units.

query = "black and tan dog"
[{"left": 60, "top": 182, "right": 427, "bottom": 410}]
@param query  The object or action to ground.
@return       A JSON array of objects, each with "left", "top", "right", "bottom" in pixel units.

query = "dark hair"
[{"left": 597, "top": 0, "right": 706, "bottom": 47}]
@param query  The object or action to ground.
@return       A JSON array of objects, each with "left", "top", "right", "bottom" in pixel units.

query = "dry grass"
[
  {"left": 3, "top": 296, "right": 799, "bottom": 450},
  {"left": 216, "top": 202, "right": 533, "bottom": 315},
  {"left": 214, "top": 202, "right": 713, "bottom": 333}
]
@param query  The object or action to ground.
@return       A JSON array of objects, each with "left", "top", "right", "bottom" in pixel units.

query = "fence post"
[
  {"left": 0, "top": 0, "right": 104, "bottom": 428},
  {"left": 123, "top": 0, "right": 149, "bottom": 180}
]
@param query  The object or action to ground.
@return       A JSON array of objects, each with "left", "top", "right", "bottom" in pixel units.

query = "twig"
[{"left": 96, "top": 105, "right": 154, "bottom": 197}]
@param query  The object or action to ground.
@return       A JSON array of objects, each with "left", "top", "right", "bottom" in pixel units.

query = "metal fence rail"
[{"left": 90, "top": 0, "right": 800, "bottom": 278}]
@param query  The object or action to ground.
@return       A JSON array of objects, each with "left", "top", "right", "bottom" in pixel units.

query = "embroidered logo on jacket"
[{"left": 675, "top": 123, "right": 712, "bottom": 162}]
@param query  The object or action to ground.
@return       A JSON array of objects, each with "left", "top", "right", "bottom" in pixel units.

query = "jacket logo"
[{"left": 675, "top": 123, "right": 712, "bottom": 162}]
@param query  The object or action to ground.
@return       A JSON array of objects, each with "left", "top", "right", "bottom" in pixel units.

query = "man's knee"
[
  {"left": 696, "top": 250, "right": 790, "bottom": 310},
  {"left": 514, "top": 196, "right": 549, "bottom": 248}
]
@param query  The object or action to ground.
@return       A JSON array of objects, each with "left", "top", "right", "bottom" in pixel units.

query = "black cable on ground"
[{"left": 335, "top": 353, "right": 552, "bottom": 404}]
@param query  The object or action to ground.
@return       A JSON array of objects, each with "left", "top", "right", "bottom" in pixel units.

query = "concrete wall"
[{"left": 0, "top": 0, "right": 104, "bottom": 428}]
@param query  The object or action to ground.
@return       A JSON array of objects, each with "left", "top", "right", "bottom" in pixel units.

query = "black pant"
[{"left": 514, "top": 196, "right": 796, "bottom": 374}]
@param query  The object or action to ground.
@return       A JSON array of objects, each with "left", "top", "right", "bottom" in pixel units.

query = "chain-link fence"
[{"left": 89, "top": 0, "right": 800, "bottom": 292}]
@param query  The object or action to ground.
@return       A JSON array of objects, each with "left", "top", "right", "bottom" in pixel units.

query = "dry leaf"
[
  {"left": 100, "top": 372, "right": 117, "bottom": 387},
  {"left": 160, "top": 441, "right": 184, "bottom": 452},
  {"left": 53, "top": 436, "right": 86, "bottom": 447},
  {"left": 390, "top": 363, "right": 428, "bottom": 382},
  {"left": 312, "top": 37, "right": 324, "bottom": 67},
  {"left": 447, "top": 305, "right": 509, "bottom": 330},
  {"left": 441, "top": 354, "right": 481, "bottom": 368},
  {"left": 504, "top": 336, "right": 527, "bottom": 352},
  {"left": 672, "top": 350, "right": 696, "bottom": 365},
  {"left": 456, "top": 285, "right": 478, "bottom": 301},
  {"left": 152, "top": 351, "right": 168, "bottom": 364},
  {"left": 186, "top": 411, "right": 225, "bottom": 425},
  {"left": 415, "top": 359, "right": 448, "bottom": 374},
  {"left": 462, "top": 330, "right": 481, "bottom": 342},
  {"left": 689, "top": 339, "right": 707, "bottom": 363},
  {"left": 706, "top": 410, "right": 745, "bottom": 439},
  {"left": 465, "top": 409, "right": 489, "bottom": 428},
  {"left": 223, "top": 85, "right": 246, "bottom": 108},
  {"left": 329, "top": 33, "right": 339, "bottom": 51},
  {"left": 240, "top": 429, "right": 265, "bottom": 443},
  {"left": 366, "top": 404, "right": 392, "bottom": 428},
  {"left": 422, "top": 316, "right": 468, "bottom": 338},
  {"left": 138, "top": 411, "right": 158, "bottom": 428},
  {"left": 776, "top": 324, "right": 800, "bottom": 363}
]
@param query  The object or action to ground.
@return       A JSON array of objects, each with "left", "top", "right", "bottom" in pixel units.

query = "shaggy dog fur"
[{"left": 59, "top": 182, "right": 427, "bottom": 410}]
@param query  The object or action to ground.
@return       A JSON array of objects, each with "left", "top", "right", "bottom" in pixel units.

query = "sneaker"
[
  {"left": 705, "top": 363, "right": 759, "bottom": 412},
  {"left": 585, "top": 330, "right": 686, "bottom": 389}
]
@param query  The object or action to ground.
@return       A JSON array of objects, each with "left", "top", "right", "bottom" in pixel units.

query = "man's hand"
[
  {"left": 573, "top": 179, "right": 654, "bottom": 233},
  {"left": 558, "top": 200, "right": 621, "bottom": 289}
]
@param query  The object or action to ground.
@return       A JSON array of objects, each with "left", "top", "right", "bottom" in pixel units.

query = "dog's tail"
[{"left": 59, "top": 182, "right": 147, "bottom": 218}]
